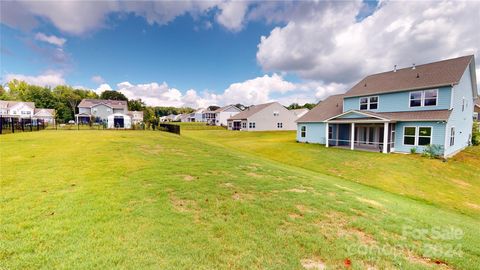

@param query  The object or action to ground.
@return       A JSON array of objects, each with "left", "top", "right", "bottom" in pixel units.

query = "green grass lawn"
[
  {"left": 186, "top": 130, "right": 480, "bottom": 219},
  {"left": 1, "top": 130, "right": 479, "bottom": 269}
]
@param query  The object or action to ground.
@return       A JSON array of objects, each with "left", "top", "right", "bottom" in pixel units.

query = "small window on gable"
[{"left": 273, "top": 111, "right": 279, "bottom": 116}]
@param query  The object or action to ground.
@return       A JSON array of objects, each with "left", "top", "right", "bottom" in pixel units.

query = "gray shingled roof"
[
  {"left": 296, "top": 95, "right": 344, "bottom": 122},
  {"left": 228, "top": 102, "right": 276, "bottom": 120},
  {"left": 78, "top": 99, "right": 127, "bottom": 109},
  {"left": 0, "top": 100, "right": 35, "bottom": 109},
  {"left": 344, "top": 55, "right": 474, "bottom": 98}
]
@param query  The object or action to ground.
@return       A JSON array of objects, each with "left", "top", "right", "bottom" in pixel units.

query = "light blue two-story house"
[{"left": 296, "top": 55, "right": 478, "bottom": 157}]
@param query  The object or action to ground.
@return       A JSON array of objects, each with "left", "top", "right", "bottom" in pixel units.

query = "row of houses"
[
  {"left": 160, "top": 103, "right": 310, "bottom": 130},
  {"left": 0, "top": 101, "right": 56, "bottom": 123},
  {"left": 160, "top": 105, "right": 243, "bottom": 126}
]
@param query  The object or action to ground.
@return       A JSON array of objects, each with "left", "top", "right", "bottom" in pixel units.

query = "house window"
[
  {"left": 418, "top": 127, "right": 432, "bottom": 145},
  {"left": 403, "top": 127, "right": 416, "bottom": 145},
  {"left": 410, "top": 89, "right": 438, "bottom": 107},
  {"left": 359, "top": 96, "right": 379, "bottom": 110},
  {"left": 450, "top": 127, "right": 455, "bottom": 146},
  {"left": 249, "top": 122, "right": 256, "bottom": 128},
  {"left": 301, "top": 126, "right": 306, "bottom": 138},
  {"left": 242, "top": 122, "right": 247, "bottom": 129},
  {"left": 228, "top": 122, "right": 232, "bottom": 128},
  {"left": 21, "top": 111, "right": 31, "bottom": 115},
  {"left": 328, "top": 126, "right": 333, "bottom": 139},
  {"left": 273, "top": 111, "right": 279, "bottom": 116},
  {"left": 462, "top": 97, "right": 465, "bottom": 112},
  {"left": 277, "top": 123, "right": 283, "bottom": 128}
]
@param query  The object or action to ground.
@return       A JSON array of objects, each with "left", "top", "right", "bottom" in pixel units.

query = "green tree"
[
  {"left": 128, "top": 99, "right": 146, "bottom": 111},
  {"left": 100, "top": 90, "right": 128, "bottom": 101}
]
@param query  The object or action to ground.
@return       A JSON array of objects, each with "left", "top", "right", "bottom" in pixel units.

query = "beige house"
[{"left": 227, "top": 102, "right": 298, "bottom": 131}]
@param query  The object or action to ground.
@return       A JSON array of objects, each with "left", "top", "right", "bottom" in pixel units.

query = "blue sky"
[{"left": 0, "top": 1, "right": 478, "bottom": 107}]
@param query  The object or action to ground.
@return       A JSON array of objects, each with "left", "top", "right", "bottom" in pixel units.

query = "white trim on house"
[
  {"left": 325, "top": 109, "right": 390, "bottom": 122},
  {"left": 358, "top": 95, "right": 379, "bottom": 110},
  {"left": 402, "top": 126, "right": 433, "bottom": 147}
]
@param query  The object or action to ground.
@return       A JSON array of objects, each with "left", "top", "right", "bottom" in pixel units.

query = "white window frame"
[
  {"left": 273, "top": 111, "right": 279, "bottom": 116},
  {"left": 409, "top": 89, "right": 438, "bottom": 108},
  {"left": 449, "top": 127, "right": 455, "bottom": 146},
  {"left": 277, "top": 122, "right": 283, "bottom": 128},
  {"left": 242, "top": 122, "right": 247, "bottom": 129},
  {"left": 359, "top": 96, "right": 379, "bottom": 110},
  {"left": 301, "top": 126, "right": 306, "bottom": 138},
  {"left": 249, "top": 122, "right": 256, "bottom": 129},
  {"left": 403, "top": 126, "right": 433, "bottom": 146},
  {"left": 417, "top": 126, "right": 433, "bottom": 146}
]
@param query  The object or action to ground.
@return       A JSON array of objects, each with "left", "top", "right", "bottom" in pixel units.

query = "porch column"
[
  {"left": 383, "top": 122, "right": 389, "bottom": 153},
  {"left": 325, "top": 122, "right": 329, "bottom": 147},
  {"left": 350, "top": 122, "right": 355, "bottom": 150}
]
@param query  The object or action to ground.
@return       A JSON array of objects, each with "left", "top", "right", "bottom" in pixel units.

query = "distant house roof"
[
  {"left": 0, "top": 100, "right": 35, "bottom": 110},
  {"left": 34, "top": 108, "right": 55, "bottom": 116},
  {"left": 290, "top": 108, "right": 309, "bottom": 118},
  {"left": 326, "top": 110, "right": 451, "bottom": 122},
  {"left": 228, "top": 102, "right": 276, "bottom": 120},
  {"left": 213, "top": 105, "right": 241, "bottom": 113},
  {"left": 297, "top": 95, "right": 344, "bottom": 122},
  {"left": 78, "top": 99, "right": 127, "bottom": 109},
  {"left": 127, "top": 111, "right": 143, "bottom": 117},
  {"left": 344, "top": 55, "right": 476, "bottom": 98}
]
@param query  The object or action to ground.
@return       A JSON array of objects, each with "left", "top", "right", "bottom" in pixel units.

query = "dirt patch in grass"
[
  {"left": 451, "top": 178, "right": 472, "bottom": 188},
  {"left": 406, "top": 253, "right": 452, "bottom": 269},
  {"left": 182, "top": 175, "right": 196, "bottom": 181},
  {"left": 465, "top": 202, "right": 480, "bottom": 210},
  {"left": 231, "top": 191, "right": 254, "bottom": 201},
  {"left": 288, "top": 188, "right": 307, "bottom": 193},
  {"left": 301, "top": 258, "right": 326, "bottom": 270},
  {"left": 289, "top": 213, "right": 304, "bottom": 219},
  {"left": 170, "top": 195, "right": 197, "bottom": 213},
  {"left": 334, "top": 184, "right": 354, "bottom": 191},
  {"left": 140, "top": 144, "right": 164, "bottom": 155},
  {"left": 344, "top": 227, "right": 377, "bottom": 245},
  {"left": 296, "top": 204, "right": 314, "bottom": 213},
  {"left": 221, "top": 182, "right": 235, "bottom": 188},
  {"left": 356, "top": 197, "right": 383, "bottom": 208},
  {"left": 246, "top": 172, "right": 263, "bottom": 178}
]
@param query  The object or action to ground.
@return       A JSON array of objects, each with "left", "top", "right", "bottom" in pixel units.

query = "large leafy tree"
[
  {"left": 128, "top": 99, "right": 146, "bottom": 111},
  {"left": 100, "top": 90, "right": 128, "bottom": 101}
]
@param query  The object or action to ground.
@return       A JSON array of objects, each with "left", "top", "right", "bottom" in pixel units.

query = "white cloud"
[
  {"left": 35, "top": 32, "right": 66, "bottom": 47},
  {"left": 256, "top": 1, "right": 480, "bottom": 85},
  {"left": 216, "top": 1, "right": 250, "bottom": 31},
  {"left": 95, "top": 83, "right": 113, "bottom": 94},
  {"left": 3, "top": 70, "right": 65, "bottom": 87},
  {"left": 113, "top": 73, "right": 341, "bottom": 108},
  {"left": 91, "top": 75, "right": 105, "bottom": 84}
]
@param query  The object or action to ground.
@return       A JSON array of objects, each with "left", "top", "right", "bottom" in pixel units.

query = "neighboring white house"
[
  {"left": 227, "top": 102, "right": 298, "bottom": 131},
  {"left": 213, "top": 105, "right": 242, "bottom": 126},
  {"left": 76, "top": 99, "right": 143, "bottom": 129},
  {"left": 0, "top": 101, "right": 55, "bottom": 123},
  {"left": 128, "top": 111, "right": 144, "bottom": 124}
]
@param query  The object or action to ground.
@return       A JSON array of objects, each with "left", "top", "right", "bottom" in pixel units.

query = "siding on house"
[
  {"left": 90, "top": 104, "right": 114, "bottom": 121},
  {"left": 444, "top": 66, "right": 475, "bottom": 156},
  {"left": 343, "top": 86, "right": 452, "bottom": 112},
  {"left": 247, "top": 102, "right": 297, "bottom": 131},
  {"left": 394, "top": 121, "right": 446, "bottom": 154},
  {"left": 297, "top": 123, "right": 326, "bottom": 144}
]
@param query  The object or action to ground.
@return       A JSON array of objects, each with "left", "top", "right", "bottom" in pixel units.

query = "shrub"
[
  {"left": 410, "top": 147, "right": 417, "bottom": 154},
  {"left": 422, "top": 144, "right": 444, "bottom": 159},
  {"left": 472, "top": 123, "right": 480, "bottom": 146}
]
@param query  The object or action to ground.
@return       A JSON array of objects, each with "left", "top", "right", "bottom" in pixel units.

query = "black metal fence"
[
  {"left": 0, "top": 116, "right": 46, "bottom": 135},
  {"left": 159, "top": 123, "right": 181, "bottom": 135}
]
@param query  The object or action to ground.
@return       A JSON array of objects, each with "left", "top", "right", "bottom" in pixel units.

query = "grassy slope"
[
  {"left": 186, "top": 130, "right": 480, "bottom": 218},
  {"left": 0, "top": 130, "right": 478, "bottom": 269}
]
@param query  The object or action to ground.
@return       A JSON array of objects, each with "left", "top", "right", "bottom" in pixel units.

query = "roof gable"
[
  {"left": 228, "top": 102, "right": 276, "bottom": 120},
  {"left": 296, "top": 94, "right": 344, "bottom": 122},
  {"left": 344, "top": 55, "right": 474, "bottom": 98}
]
